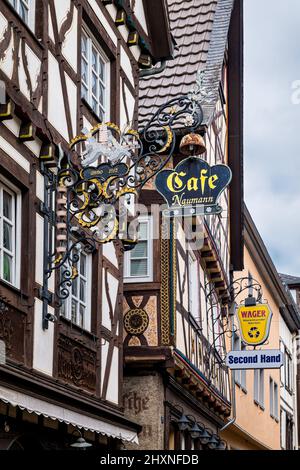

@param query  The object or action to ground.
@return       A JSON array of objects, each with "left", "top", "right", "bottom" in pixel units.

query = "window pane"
[
  {"left": 81, "top": 35, "right": 88, "bottom": 58},
  {"left": 80, "top": 254, "right": 86, "bottom": 276},
  {"left": 3, "top": 222, "right": 12, "bottom": 251},
  {"left": 3, "top": 253, "right": 12, "bottom": 283},
  {"left": 99, "top": 84, "right": 105, "bottom": 106},
  {"left": 130, "top": 259, "right": 148, "bottom": 277},
  {"left": 138, "top": 223, "right": 148, "bottom": 240},
  {"left": 71, "top": 300, "right": 77, "bottom": 323},
  {"left": 80, "top": 279, "right": 86, "bottom": 302},
  {"left": 3, "top": 191, "right": 13, "bottom": 220},
  {"left": 131, "top": 241, "right": 147, "bottom": 259}
]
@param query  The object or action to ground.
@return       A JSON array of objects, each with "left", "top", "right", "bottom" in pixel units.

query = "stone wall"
[{"left": 123, "top": 373, "right": 165, "bottom": 450}]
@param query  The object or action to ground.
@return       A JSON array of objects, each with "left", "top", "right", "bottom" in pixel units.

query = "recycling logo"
[{"left": 248, "top": 327, "right": 260, "bottom": 339}]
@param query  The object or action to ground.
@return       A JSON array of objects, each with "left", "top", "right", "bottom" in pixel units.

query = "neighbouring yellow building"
[{"left": 221, "top": 206, "right": 300, "bottom": 450}]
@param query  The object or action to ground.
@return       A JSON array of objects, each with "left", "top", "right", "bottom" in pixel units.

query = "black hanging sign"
[{"left": 155, "top": 157, "right": 232, "bottom": 217}]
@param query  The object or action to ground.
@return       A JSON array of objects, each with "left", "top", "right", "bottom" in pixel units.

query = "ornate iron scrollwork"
[
  {"left": 42, "top": 93, "right": 203, "bottom": 315},
  {"left": 204, "top": 277, "right": 264, "bottom": 383}
]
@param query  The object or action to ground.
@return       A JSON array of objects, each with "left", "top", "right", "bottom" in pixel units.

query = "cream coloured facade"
[{"left": 221, "top": 206, "right": 300, "bottom": 450}]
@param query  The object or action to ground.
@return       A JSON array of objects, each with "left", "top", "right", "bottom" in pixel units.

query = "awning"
[{"left": 0, "top": 385, "right": 138, "bottom": 444}]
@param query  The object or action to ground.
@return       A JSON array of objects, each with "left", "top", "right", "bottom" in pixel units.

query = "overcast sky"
[{"left": 244, "top": 0, "right": 300, "bottom": 276}]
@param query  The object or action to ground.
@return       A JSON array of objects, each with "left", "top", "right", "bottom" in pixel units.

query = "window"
[
  {"left": 233, "top": 333, "right": 247, "bottom": 391},
  {"left": 188, "top": 252, "right": 200, "bottom": 323},
  {"left": 9, "top": 0, "right": 35, "bottom": 29},
  {"left": 270, "top": 378, "right": 279, "bottom": 419},
  {"left": 61, "top": 246, "right": 92, "bottom": 331},
  {"left": 254, "top": 369, "right": 264, "bottom": 408},
  {"left": 0, "top": 180, "right": 20, "bottom": 287},
  {"left": 124, "top": 216, "right": 153, "bottom": 283},
  {"left": 81, "top": 29, "right": 110, "bottom": 120},
  {"left": 284, "top": 347, "right": 293, "bottom": 393}
]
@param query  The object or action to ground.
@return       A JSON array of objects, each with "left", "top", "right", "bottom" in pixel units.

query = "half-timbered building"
[
  {"left": 0, "top": 0, "right": 173, "bottom": 450},
  {"left": 122, "top": 0, "right": 244, "bottom": 450}
]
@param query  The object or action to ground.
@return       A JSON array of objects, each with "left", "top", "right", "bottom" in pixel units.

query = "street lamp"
[
  {"left": 70, "top": 431, "right": 92, "bottom": 450},
  {"left": 177, "top": 414, "right": 190, "bottom": 432},
  {"left": 206, "top": 433, "right": 219, "bottom": 450}
]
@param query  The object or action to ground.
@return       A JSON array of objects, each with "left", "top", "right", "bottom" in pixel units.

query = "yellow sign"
[{"left": 236, "top": 304, "right": 272, "bottom": 346}]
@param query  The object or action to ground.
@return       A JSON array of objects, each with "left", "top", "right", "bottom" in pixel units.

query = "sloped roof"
[
  {"left": 139, "top": 0, "right": 234, "bottom": 128},
  {"left": 280, "top": 273, "right": 300, "bottom": 287}
]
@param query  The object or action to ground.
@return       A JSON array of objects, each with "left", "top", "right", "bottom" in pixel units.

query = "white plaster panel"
[
  {"left": 48, "top": 5, "right": 55, "bottom": 42},
  {"left": 0, "top": 136, "right": 30, "bottom": 173},
  {"left": 54, "top": 0, "right": 71, "bottom": 30},
  {"left": 88, "top": 0, "right": 117, "bottom": 46},
  {"left": 33, "top": 299, "right": 54, "bottom": 376},
  {"left": 24, "top": 138, "right": 42, "bottom": 158},
  {"left": 24, "top": 44, "right": 41, "bottom": 96},
  {"left": 102, "top": 242, "right": 118, "bottom": 268},
  {"left": 47, "top": 52, "right": 69, "bottom": 140},
  {"left": 0, "top": 29, "right": 14, "bottom": 80},
  {"left": 176, "top": 311, "right": 186, "bottom": 354},
  {"left": 101, "top": 340, "right": 109, "bottom": 393}
]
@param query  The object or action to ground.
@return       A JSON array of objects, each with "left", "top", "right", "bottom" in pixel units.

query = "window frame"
[
  {"left": 233, "top": 332, "right": 247, "bottom": 393},
  {"left": 124, "top": 215, "right": 153, "bottom": 283},
  {"left": 81, "top": 26, "right": 111, "bottom": 121},
  {"left": 60, "top": 247, "right": 92, "bottom": 332},
  {"left": 0, "top": 176, "right": 21, "bottom": 289},
  {"left": 254, "top": 368, "right": 265, "bottom": 409},
  {"left": 8, "top": 0, "right": 36, "bottom": 31},
  {"left": 270, "top": 377, "right": 279, "bottom": 420}
]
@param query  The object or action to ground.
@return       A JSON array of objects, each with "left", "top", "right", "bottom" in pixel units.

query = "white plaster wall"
[
  {"left": 62, "top": 5, "right": 78, "bottom": 71},
  {"left": 120, "top": 81, "right": 136, "bottom": 129},
  {"left": 35, "top": 214, "right": 44, "bottom": 285},
  {"left": 102, "top": 270, "right": 119, "bottom": 330},
  {"left": 88, "top": 0, "right": 118, "bottom": 46},
  {"left": 120, "top": 46, "right": 134, "bottom": 86},
  {"left": 106, "top": 346, "right": 119, "bottom": 404},
  {"left": 0, "top": 136, "right": 30, "bottom": 173}
]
